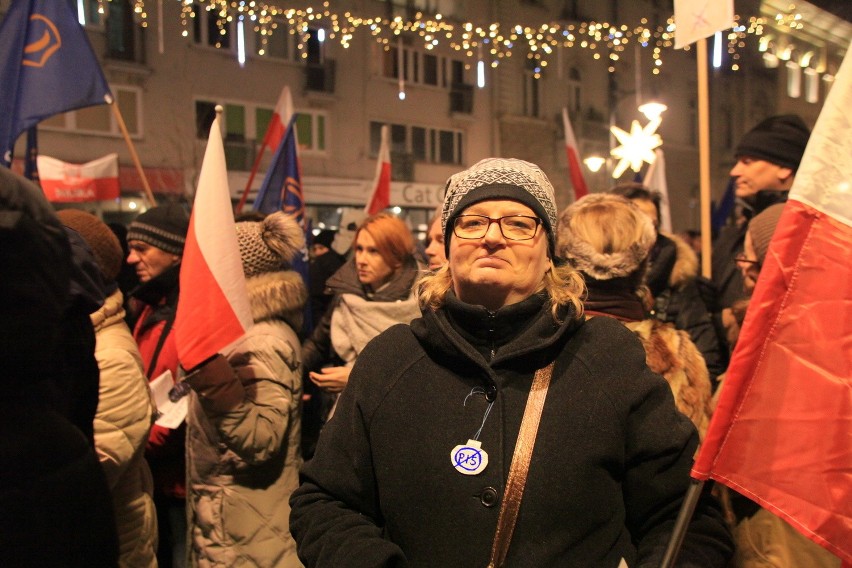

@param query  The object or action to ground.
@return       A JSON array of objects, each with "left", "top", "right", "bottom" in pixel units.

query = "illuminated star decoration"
[{"left": 609, "top": 117, "right": 663, "bottom": 178}]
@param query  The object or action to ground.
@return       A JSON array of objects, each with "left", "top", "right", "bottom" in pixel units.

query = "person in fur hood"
[
  {"left": 611, "top": 183, "right": 727, "bottom": 385},
  {"left": 182, "top": 212, "right": 307, "bottom": 567},
  {"left": 557, "top": 193, "right": 713, "bottom": 438}
]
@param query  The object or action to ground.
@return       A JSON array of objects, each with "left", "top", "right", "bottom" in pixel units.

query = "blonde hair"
[
  {"left": 354, "top": 212, "right": 415, "bottom": 269},
  {"left": 416, "top": 260, "right": 585, "bottom": 322},
  {"left": 556, "top": 194, "right": 655, "bottom": 282}
]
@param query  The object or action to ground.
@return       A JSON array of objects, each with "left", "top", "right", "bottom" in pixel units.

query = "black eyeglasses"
[
  {"left": 453, "top": 215, "right": 541, "bottom": 241},
  {"left": 734, "top": 255, "right": 760, "bottom": 267}
]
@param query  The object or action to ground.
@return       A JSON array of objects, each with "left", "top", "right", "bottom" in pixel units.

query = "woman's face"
[
  {"left": 449, "top": 199, "right": 550, "bottom": 311},
  {"left": 355, "top": 229, "right": 396, "bottom": 289}
]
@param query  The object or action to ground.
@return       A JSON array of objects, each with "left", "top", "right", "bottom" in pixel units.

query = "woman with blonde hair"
[
  {"left": 301, "top": 212, "right": 422, "bottom": 419},
  {"left": 290, "top": 158, "right": 732, "bottom": 567},
  {"left": 557, "top": 193, "right": 714, "bottom": 437}
]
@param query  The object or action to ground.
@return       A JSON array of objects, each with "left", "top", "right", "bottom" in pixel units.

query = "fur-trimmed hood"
[
  {"left": 246, "top": 270, "right": 307, "bottom": 331},
  {"left": 665, "top": 232, "right": 699, "bottom": 289}
]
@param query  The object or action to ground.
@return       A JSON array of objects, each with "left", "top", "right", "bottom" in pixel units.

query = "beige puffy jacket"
[{"left": 91, "top": 290, "right": 158, "bottom": 568}]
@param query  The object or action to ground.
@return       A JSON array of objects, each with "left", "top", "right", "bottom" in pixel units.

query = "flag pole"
[
  {"left": 235, "top": 144, "right": 265, "bottom": 214},
  {"left": 697, "top": 38, "right": 712, "bottom": 278},
  {"left": 659, "top": 480, "right": 706, "bottom": 568},
  {"left": 107, "top": 95, "right": 157, "bottom": 207},
  {"left": 659, "top": 35, "right": 714, "bottom": 567}
]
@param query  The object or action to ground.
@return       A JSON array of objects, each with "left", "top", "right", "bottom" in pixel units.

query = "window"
[
  {"left": 523, "top": 61, "right": 541, "bottom": 118},
  {"left": 77, "top": 0, "right": 103, "bottom": 27},
  {"left": 192, "top": 4, "right": 233, "bottom": 50},
  {"left": 380, "top": 45, "right": 465, "bottom": 89},
  {"left": 370, "top": 121, "right": 463, "bottom": 165},
  {"left": 423, "top": 53, "right": 439, "bottom": 85},
  {"left": 255, "top": 21, "right": 292, "bottom": 60},
  {"left": 40, "top": 86, "right": 142, "bottom": 137},
  {"left": 197, "top": 98, "right": 328, "bottom": 166},
  {"left": 567, "top": 68, "right": 582, "bottom": 113}
]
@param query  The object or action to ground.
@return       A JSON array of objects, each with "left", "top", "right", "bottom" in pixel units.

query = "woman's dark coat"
[{"left": 290, "top": 294, "right": 733, "bottom": 567}]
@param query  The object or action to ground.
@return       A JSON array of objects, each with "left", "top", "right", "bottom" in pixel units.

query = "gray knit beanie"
[
  {"left": 127, "top": 204, "right": 189, "bottom": 255},
  {"left": 236, "top": 212, "right": 305, "bottom": 278},
  {"left": 748, "top": 203, "right": 785, "bottom": 265},
  {"left": 441, "top": 158, "right": 558, "bottom": 257}
]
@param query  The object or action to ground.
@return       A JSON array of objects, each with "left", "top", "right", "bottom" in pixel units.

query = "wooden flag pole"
[
  {"left": 697, "top": 38, "right": 713, "bottom": 278},
  {"left": 108, "top": 95, "right": 157, "bottom": 207}
]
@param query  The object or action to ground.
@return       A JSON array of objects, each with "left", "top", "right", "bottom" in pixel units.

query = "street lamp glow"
[
  {"left": 638, "top": 102, "right": 667, "bottom": 121},
  {"left": 583, "top": 156, "right": 606, "bottom": 173}
]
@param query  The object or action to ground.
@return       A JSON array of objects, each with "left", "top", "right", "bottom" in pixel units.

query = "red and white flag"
[
  {"left": 643, "top": 148, "right": 672, "bottom": 232},
  {"left": 236, "top": 85, "right": 295, "bottom": 213},
  {"left": 692, "top": 50, "right": 852, "bottom": 564},
  {"left": 262, "top": 85, "right": 295, "bottom": 154},
  {"left": 562, "top": 107, "right": 588, "bottom": 201},
  {"left": 365, "top": 124, "right": 391, "bottom": 215},
  {"left": 37, "top": 153, "right": 119, "bottom": 202},
  {"left": 175, "top": 116, "right": 253, "bottom": 371},
  {"left": 674, "top": 0, "right": 734, "bottom": 49}
]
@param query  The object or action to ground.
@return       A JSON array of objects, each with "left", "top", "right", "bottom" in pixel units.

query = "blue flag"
[
  {"left": 254, "top": 115, "right": 313, "bottom": 332},
  {"left": 711, "top": 177, "right": 736, "bottom": 235},
  {"left": 0, "top": 0, "right": 111, "bottom": 167}
]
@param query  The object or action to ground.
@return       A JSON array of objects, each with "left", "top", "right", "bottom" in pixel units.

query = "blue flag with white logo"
[
  {"left": 0, "top": 0, "right": 111, "bottom": 167},
  {"left": 254, "top": 114, "right": 313, "bottom": 332}
]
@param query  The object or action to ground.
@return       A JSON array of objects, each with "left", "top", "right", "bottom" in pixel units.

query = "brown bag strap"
[{"left": 487, "top": 361, "right": 555, "bottom": 568}]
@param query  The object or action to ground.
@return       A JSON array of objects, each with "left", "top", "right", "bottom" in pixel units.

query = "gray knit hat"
[
  {"left": 236, "top": 211, "right": 305, "bottom": 278},
  {"left": 748, "top": 203, "right": 785, "bottom": 265},
  {"left": 442, "top": 158, "right": 558, "bottom": 257},
  {"left": 556, "top": 193, "right": 656, "bottom": 280},
  {"left": 127, "top": 204, "right": 189, "bottom": 255}
]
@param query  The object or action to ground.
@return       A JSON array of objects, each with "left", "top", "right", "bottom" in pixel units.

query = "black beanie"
[
  {"left": 127, "top": 203, "right": 189, "bottom": 255},
  {"left": 734, "top": 114, "right": 811, "bottom": 171}
]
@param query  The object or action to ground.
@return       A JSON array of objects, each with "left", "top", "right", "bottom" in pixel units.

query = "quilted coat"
[
  {"left": 92, "top": 290, "right": 158, "bottom": 567},
  {"left": 185, "top": 270, "right": 307, "bottom": 567}
]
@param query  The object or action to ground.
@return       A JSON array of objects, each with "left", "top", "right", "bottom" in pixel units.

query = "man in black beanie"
[
  {"left": 712, "top": 114, "right": 810, "bottom": 314},
  {"left": 126, "top": 203, "right": 190, "bottom": 568}
]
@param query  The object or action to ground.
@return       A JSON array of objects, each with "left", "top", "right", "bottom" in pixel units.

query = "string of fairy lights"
[{"left": 101, "top": 0, "right": 817, "bottom": 76}]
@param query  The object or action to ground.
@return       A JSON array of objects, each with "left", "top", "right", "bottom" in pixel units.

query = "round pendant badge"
[{"left": 451, "top": 439, "right": 489, "bottom": 475}]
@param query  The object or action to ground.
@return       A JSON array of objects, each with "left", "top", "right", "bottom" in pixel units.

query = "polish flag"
[
  {"left": 562, "top": 107, "right": 588, "bottom": 201},
  {"left": 262, "top": 85, "right": 295, "bottom": 153},
  {"left": 235, "top": 85, "right": 295, "bottom": 213},
  {"left": 37, "top": 153, "right": 119, "bottom": 202},
  {"left": 692, "top": 50, "right": 852, "bottom": 564},
  {"left": 365, "top": 124, "right": 391, "bottom": 215},
  {"left": 175, "top": 115, "right": 253, "bottom": 371}
]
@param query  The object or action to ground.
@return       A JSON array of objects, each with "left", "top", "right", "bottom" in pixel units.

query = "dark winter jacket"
[
  {"left": 652, "top": 233, "right": 727, "bottom": 381},
  {"left": 0, "top": 167, "right": 119, "bottom": 567},
  {"left": 290, "top": 293, "right": 733, "bottom": 567},
  {"left": 712, "top": 190, "right": 789, "bottom": 308}
]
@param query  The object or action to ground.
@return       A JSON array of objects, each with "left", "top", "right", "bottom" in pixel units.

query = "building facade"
[{"left": 2, "top": 0, "right": 848, "bottom": 234}]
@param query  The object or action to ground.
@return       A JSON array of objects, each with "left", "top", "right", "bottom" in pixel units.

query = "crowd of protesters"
[{"left": 2, "top": 111, "right": 840, "bottom": 567}]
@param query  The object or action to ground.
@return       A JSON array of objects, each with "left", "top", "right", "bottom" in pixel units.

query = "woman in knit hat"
[
  {"left": 290, "top": 158, "right": 733, "bottom": 567},
  {"left": 737, "top": 203, "right": 786, "bottom": 295},
  {"left": 180, "top": 211, "right": 307, "bottom": 567},
  {"left": 556, "top": 193, "right": 714, "bottom": 438}
]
